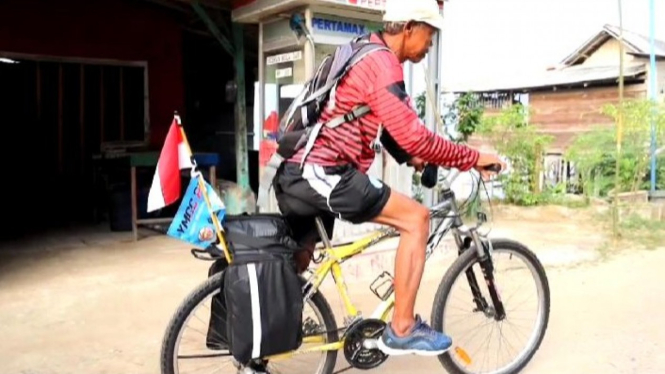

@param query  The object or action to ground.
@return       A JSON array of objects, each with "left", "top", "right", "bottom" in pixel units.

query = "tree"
[
  {"left": 443, "top": 92, "right": 484, "bottom": 143},
  {"left": 565, "top": 99, "right": 665, "bottom": 197},
  {"left": 476, "top": 104, "right": 554, "bottom": 205}
]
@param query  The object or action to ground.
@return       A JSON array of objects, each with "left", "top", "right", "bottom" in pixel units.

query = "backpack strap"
[
  {"left": 326, "top": 105, "right": 371, "bottom": 129},
  {"left": 301, "top": 43, "right": 388, "bottom": 107},
  {"left": 257, "top": 151, "right": 284, "bottom": 209},
  {"left": 298, "top": 44, "right": 390, "bottom": 168}
]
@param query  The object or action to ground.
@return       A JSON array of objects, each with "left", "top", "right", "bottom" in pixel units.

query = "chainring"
[{"left": 343, "top": 319, "right": 389, "bottom": 370}]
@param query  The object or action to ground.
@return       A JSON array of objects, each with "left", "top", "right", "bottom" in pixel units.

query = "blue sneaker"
[{"left": 376, "top": 315, "right": 452, "bottom": 356}]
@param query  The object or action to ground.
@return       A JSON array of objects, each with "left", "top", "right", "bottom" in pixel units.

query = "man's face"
[{"left": 403, "top": 22, "right": 437, "bottom": 63}]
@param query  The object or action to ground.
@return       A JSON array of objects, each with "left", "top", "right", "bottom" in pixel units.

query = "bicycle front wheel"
[
  {"left": 431, "top": 239, "right": 550, "bottom": 374},
  {"left": 160, "top": 270, "right": 339, "bottom": 374}
]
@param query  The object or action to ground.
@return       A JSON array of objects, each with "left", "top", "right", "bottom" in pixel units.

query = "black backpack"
[{"left": 257, "top": 33, "right": 390, "bottom": 207}]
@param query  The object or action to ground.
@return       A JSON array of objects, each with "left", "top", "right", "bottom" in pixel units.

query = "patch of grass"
[
  {"left": 547, "top": 195, "right": 592, "bottom": 209},
  {"left": 593, "top": 210, "right": 665, "bottom": 251},
  {"left": 618, "top": 214, "right": 665, "bottom": 250}
]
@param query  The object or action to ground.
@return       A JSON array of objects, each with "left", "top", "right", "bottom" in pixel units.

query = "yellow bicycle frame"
[{"left": 266, "top": 228, "right": 398, "bottom": 361}]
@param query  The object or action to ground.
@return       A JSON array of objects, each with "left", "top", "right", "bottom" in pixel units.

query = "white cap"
[{"left": 383, "top": 0, "right": 444, "bottom": 30}]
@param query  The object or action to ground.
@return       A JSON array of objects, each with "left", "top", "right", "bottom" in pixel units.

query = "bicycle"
[{"left": 160, "top": 165, "right": 551, "bottom": 374}]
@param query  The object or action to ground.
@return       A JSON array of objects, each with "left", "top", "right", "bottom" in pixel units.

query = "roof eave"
[
  {"left": 628, "top": 52, "right": 665, "bottom": 60},
  {"left": 559, "top": 24, "right": 650, "bottom": 66},
  {"left": 445, "top": 68, "right": 647, "bottom": 94},
  {"left": 559, "top": 30, "right": 609, "bottom": 66}
]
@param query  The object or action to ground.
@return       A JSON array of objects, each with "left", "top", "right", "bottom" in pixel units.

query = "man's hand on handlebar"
[
  {"left": 407, "top": 156, "right": 426, "bottom": 172},
  {"left": 408, "top": 152, "right": 504, "bottom": 188},
  {"left": 474, "top": 152, "right": 506, "bottom": 181}
]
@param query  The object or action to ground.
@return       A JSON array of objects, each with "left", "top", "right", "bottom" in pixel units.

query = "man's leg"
[
  {"left": 370, "top": 190, "right": 429, "bottom": 335},
  {"left": 371, "top": 190, "right": 452, "bottom": 356}
]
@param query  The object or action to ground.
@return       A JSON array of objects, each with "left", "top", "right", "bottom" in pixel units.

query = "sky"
[{"left": 408, "top": 0, "right": 665, "bottom": 93}]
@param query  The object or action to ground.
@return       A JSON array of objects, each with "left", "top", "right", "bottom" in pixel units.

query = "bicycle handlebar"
[{"left": 420, "top": 163, "right": 502, "bottom": 191}]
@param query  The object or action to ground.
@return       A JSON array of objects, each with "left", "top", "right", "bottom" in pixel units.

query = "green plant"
[
  {"left": 415, "top": 91, "right": 427, "bottom": 120},
  {"left": 565, "top": 99, "right": 665, "bottom": 198},
  {"left": 443, "top": 92, "right": 484, "bottom": 143},
  {"left": 476, "top": 104, "right": 554, "bottom": 205},
  {"left": 412, "top": 172, "right": 424, "bottom": 203}
]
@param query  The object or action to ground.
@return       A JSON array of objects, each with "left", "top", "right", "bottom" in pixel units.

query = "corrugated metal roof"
[
  {"left": 561, "top": 24, "right": 665, "bottom": 66},
  {"left": 605, "top": 25, "right": 665, "bottom": 56},
  {"left": 443, "top": 63, "right": 647, "bottom": 93}
]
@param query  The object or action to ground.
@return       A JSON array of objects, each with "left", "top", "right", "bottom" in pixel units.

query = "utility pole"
[
  {"left": 648, "top": 0, "right": 658, "bottom": 193},
  {"left": 613, "top": 0, "right": 625, "bottom": 241}
]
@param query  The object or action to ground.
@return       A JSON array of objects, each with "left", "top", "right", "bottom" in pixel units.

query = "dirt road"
[
  {"left": 334, "top": 248, "right": 665, "bottom": 374},
  {"left": 0, "top": 206, "right": 663, "bottom": 374}
]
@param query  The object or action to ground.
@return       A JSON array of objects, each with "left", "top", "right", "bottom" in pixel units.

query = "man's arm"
[{"left": 364, "top": 55, "right": 480, "bottom": 171}]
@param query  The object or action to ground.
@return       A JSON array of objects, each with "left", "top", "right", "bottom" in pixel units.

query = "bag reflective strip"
[{"left": 247, "top": 263, "right": 263, "bottom": 358}]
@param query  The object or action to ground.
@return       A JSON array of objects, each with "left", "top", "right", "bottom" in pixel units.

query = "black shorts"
[{"left": 273, "top": 162, "right": 391, "bottom": 247}]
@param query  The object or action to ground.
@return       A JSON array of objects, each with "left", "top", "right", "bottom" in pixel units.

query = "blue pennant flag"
[{"left": 167, "top": 177, "right": 226, "bottom": 248}]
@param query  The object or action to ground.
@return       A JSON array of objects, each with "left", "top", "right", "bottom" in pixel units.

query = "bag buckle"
[{"left": 371, "top": 123, "right": 384, "bottom": 153}]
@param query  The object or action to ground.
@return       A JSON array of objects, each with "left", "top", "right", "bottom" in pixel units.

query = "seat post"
[{"left": 314, "top": 216, "right": 333, "bottom": 249}]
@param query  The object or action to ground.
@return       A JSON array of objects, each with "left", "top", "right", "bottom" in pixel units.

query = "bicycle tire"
[
  {"left": 430, "top": 239, "right": 551, "bottom": 374},
  {"left": 160, "top": 270, "right": 339, "bottom": 374}
]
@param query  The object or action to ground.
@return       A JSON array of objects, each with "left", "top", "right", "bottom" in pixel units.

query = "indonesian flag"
[{"left": 147, "top": 117, "right": 194, "bottom": 212}]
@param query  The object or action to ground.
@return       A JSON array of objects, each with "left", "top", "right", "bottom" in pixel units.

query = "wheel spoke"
[{"left": 432, "top": 241, "right": 550, "bottom": 374}]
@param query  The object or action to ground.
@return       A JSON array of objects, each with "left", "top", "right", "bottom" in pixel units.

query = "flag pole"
[{"left": 173, "top": 112, "right": 232, "bottom": 264}]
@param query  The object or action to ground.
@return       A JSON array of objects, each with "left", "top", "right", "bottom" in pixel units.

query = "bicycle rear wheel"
[
  {"left": 160, "top": 270, "right": 339, "bottom": 374},
  {"left": 431, "top": 239, "right": 550, "bottom": 374}
]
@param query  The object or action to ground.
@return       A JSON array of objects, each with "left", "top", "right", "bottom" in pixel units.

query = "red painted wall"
[{"left": 0, "top": 0, "right": 184, "bottom": 147}]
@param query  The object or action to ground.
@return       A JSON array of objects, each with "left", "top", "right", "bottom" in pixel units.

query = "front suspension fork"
[{"left": 456, "top": 230, "right": 506, "bottom": 321}]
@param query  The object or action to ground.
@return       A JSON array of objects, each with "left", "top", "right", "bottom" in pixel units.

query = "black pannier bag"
[
  {"left": 205, "top": 258, "right": 230, "bottom": 350},
  {"left": 204, "top": 214, "right": 304, "bottom": 364}
]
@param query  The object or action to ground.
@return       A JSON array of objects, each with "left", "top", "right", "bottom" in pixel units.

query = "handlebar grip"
[
  {"left": 420, "top": 164, "right": 438, "bottom": 189},
  {"left": 483, "top": 163, "right": 502, "bottom": 173}
]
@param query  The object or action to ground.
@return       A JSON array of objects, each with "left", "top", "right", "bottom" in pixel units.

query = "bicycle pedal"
[{"left": 237, "top": 368, "right": 268, "bottom": 374}]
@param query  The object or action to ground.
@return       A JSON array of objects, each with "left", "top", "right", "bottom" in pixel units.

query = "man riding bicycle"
[{"left": 273, "top": 0, "right": 505, "bottom": 356}]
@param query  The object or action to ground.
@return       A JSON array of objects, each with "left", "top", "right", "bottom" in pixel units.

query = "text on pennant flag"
[{"left": 167, "top": 177, "right": 226, "bottom": 249}]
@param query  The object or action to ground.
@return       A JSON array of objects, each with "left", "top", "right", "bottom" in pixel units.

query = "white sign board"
[
  {"left": 266, "top": 51, "right": 302, "bottom": 66},
  {"left": 275, "top": 67, "right": 293, "bottom": 79}
]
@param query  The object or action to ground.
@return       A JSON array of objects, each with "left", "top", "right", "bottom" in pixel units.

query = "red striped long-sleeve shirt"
[{"left": 289, "top": 33, "right": 479, "bottom": 174}]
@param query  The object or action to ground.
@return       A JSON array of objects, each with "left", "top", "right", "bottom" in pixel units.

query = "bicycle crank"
[{"left": 342, "top": 319, "right": 389, "bottom": 370}]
